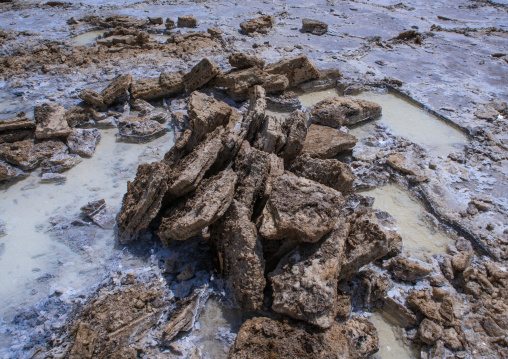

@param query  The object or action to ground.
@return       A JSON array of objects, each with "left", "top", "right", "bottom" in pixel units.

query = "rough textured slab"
[
  {"left": 229, "top": 317, "right": 379, "bottom": 359},
  {"left": 290, "top": 154, "right": 354, "bottom": 195},
  {"left": 158, "top": 169, "right": 237, "bottom": 243},
  {"left": 40, "top": 153, "right": 82, "bottom": 173},
  {"left": 269, "top": 220, "right": 350, "bottom": 328},
  {"left": 253, "top": 115, "right": 286, "bottom": 154},
  {"left": 301, "top": 18, "right": 328, "bottom": 35},
  {"left": 117, "top": 161, "right": 170, "bottom": 243},
  {"left": 117, "top": 117, "right": 166, "bottom": 143},
  {"left": 0, "top": 114, "right": 35, "bottom": 132},
  {"left": 130, "top": 77, "right": 181, "bottom": 101},
  {"left": 265, "top": 54, "right": 320, "bottom": 87},
  {"left": 278, "top": 110, "right": 308, "bottom": 164},
  {"left": 101, "top": 74, "right": 132, "bottom": 105},
  {"left": 240, "top": 15, "right": 275, "bottom": 34},
  {"left": 214, "top": 67, "right": 288, "bottom": 102},
  {"left": 229, "top": 52, "right": 265, "bottom": 69},
  {"left": 183, "top": 58, "right": 221, "bottom": 91},
  {"left": 166, "top": 127, "right": 224, "bottom": 198},
  {"left": 0, "top": 160, "right": 27, "bottom": 181},
  {"left": 79, "top": 88, "right": 106, "bottom": 110},
  {"left": 339, "top": 209, "right": 402, "bottom": 280},
  {"left": 34, "top": 103, "right": 72, "bottom": 139},
  {"left": 210, "top": 200, "right": 266, "bottom": 311},
  {"left": 310, "top": 97, "right": 381, "bottom": 127},
  {"left": 259, "top": 171, "right": 344, "bottom": 243},
  {"left": 302, "top": 124, "right": 357, "bottom": 159},
  {"left": 187, "top": 91, "right": 233, "bottom": 139},
  {"left": 67, "top": 128, "right": 101, "bottom": 158}
]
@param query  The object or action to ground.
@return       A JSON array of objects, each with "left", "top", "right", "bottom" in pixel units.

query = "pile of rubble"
[{"left": 105, "top": 49, "right": 406, "bottom": 355}]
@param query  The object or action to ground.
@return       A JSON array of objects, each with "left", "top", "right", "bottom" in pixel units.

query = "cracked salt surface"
[
  {"left": 0, "top": 129, "right": 175, "bottom": 321},
  {"left": 361, "top": 183, "right": 453, "bottom": 258}
]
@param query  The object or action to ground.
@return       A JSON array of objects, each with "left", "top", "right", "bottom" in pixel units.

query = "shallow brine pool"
[
  {"left": 360, "top": 183, "right": 453, "bottom": 257},
  {"left": 0, "top": 129, "right": 174, "bottom": 321}
]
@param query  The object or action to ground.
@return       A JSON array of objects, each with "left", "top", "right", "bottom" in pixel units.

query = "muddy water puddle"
[
  {"left": 298, "top": 88, "right": 341, "bottom": 108},
  {"left": 150, "top": 33, "right": 172, "bottom": 43},
  {"left": 69, "top": 30, "right": 107, "bottom": 46},
  {"left": 0, "top": 129, "right": 174, "bottom": 320},
  {"left": 361, "top": 183, "right": 453, "bottom": 257},
  {"left": 350, "top": 91, "right": 469, "bottom": 157},
  {"left": 370, "top": 311, "right": 418, "bottom": 359},
  {"left": 296, "top": 88, "right": 468, "bottom": 157},
  {"left": 193, "top": 299, "right": 247, "bottom": 358}
]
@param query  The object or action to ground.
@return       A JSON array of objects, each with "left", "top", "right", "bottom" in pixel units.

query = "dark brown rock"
[
  {"left": 117, "top": 117, "right": 166, "bottom": 143},
  {"left": 419, "top": 319, "right": 443, "bottom": 345},
  {"left": 382, "top": 297, "right": 418, "bottom": 328},
  {"left": 183, "top": 58, "right": 221, "bottom": 91},
  {"left": 166, "top": 127, "right": 224, "bottom": 198},
  {"left": 117, "top": 162, "right": 170, "bottom": 243},
  {"left": 0, "top": 160, "right": 27, "bottom": 181},
  {"left": 210, "top": 200, "right": 266, "bottom": 311},
  {"left": 241, "top": 85, "right": 267, "bottom": 143},
  {"left": 0, "top": 139, "right": 64, "bottom": 170},
  {"left": 214, "top": 67, "right": 288, "bottom": 102},
  {"left": 66, "top": 273, "right": 170, "bottom": 359},
  {"left": 64, "top": 106, "right": 93, "bottom": 128},
  {"left": 0, "top": 114, "right": 35, "bottom": 132},
  {"left": 159, "top": 71, "right": 185, "bottom": 94},
  {"left": 66, "top": 128, "right": 101, "bottom": 157},
  {"left": 34, "top": 103, "right": 72, "bottom": 139},
  {"left": 385, "top": 256, "right": 433, "bottom": 281},
  {"left": 259, "top": 171, "right": 344, "bottom": 243},
  {"left": 177, "top": 15, "right": 198, "bottom": 28},
  {"left": 130, "top": 76, "right": 182, "bottom": 101},
  {"left": 187, "top": 91, "right": 234, "bottom": 140},
  {"left": 394, "top": 30, "right": 422, "bottom": 44},
  {"left": 148, "top": 17, "right": 163, "bottom": 25},
  {"left": 290, "top": 154, "right": 354, "bottom": 195},
  {"left": 229, "top": 317, "right": 379, "bottom": 359},
  {"left": 165, "top": 18, "right": 176, "bottom": 30},
  {"left": 265, "top": 54, "right": 320, "bottom": 87},
  {"left": 40, "top": 153, "right": 82, "bottom": 173},
  {"left": 101, "top": 74, "right": 132, "bottom": 105},
  {"left": 299, "top": 68, "right": 343, "bottom": 92},
  {"left": 302, "top": 124, "right": 357, "bottom": 159},
  {"left": 79, "top": 88, "right": 106, "bottom": 110},
  {"left": 229, "top": 52, "right": 265, "bottom": 69},
  {"left": 310, "top": 97, "right": 381, "bottom": 127},
  {"left": 339, "top": 209, "right": 402, "bottom": 280},
  {"left": 232, "top": 141, "right": 273, "bottom": 211},
  {"left": 407, "top": 289, "right": 443, "bottom": 322},
  {"left": 253, "top": 115, "right": 286, "bottom": 154},
  {"left": 0, "top": 114, "right": 35, "bottom": 144},
  {"left": 269, "top": 220, "right": 349, "bottom": 328},
  {"left": 207, "top": 26, "right": 223, "bottom": 37},
  {"left": 81, "top": 199, "right": 115, "bottom": 229},
  {"left": 240, "top": 15, "right": 275, "bottom": 35},
  {"left": 278, "top": 110, "right": 308, "bottom": 164},
  {"left": 158, "top": 169, "right": 237, "bottom": 243},
  {"left": 301, "top": 18, "right": 328, "bottom": 35},
  {"left": 162, "top": 288, "right": 209, "bottom": 343}
]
